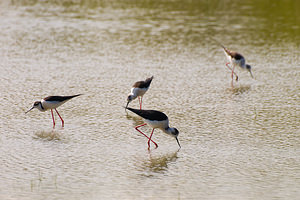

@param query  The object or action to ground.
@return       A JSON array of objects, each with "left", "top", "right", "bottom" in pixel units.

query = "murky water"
[{"left": 0, "top": 0, "right": 299, "bottom": 199}]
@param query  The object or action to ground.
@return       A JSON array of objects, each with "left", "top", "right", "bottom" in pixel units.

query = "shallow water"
[{"left": 0, "top": 0, "right": 299, "bottom": 199}]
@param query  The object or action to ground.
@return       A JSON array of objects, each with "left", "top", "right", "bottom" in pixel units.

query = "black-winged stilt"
[
  {"left": 26, "top": 94, "right": 82, "bottom": 128},
  {"left": 126, "top": 107, "right": 181, "bottom": 149},
  {"left": 222, "top": 45, "right": 253, "bottom": 81},
  {"left": 126, "top": 76, "right": 153, "bottom": 110}
]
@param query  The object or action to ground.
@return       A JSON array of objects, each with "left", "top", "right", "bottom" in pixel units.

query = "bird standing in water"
[
  {"left": 26, "top": 94, "right": 82, "bottom": 128},
  {"left": 126, "top": 107, "right": 181, "bottom": 149},
  {"left": 222, "top": 45, "right": 254, "bottom": 82},
  {"left": 126, "top": 76, "right": 153, "bottom": 110}
]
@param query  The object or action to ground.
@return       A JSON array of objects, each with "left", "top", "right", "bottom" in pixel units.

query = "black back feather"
[
  {"left": 132, "top": 76, "right": 153, "bottom": 88},
  {"left": 222, "top": 45, "right": 244, "bottom": 60},
  {"left": 231, "top": 52, "right": 244, "bottom": 60},
  {"left": 44, "top": 94, "right": 82, "bottom": 102},
  {"left": 126, "top": 107, "right": 168, "bottom": 121}
]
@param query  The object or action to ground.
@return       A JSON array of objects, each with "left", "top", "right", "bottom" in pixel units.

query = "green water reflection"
[{"left": 10, "top": 0, "right": 300, "bottom": 46}]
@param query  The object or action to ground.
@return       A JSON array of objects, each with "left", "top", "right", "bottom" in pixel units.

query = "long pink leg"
[
  {"left": 147, "top": 128, "right": 155, "bottom": 150},
  {"left": 138, "top": 96, "right": 143, "bottom": 110},
  {"left": 51, "top": 109, "right": 55, "bottom": 128},
  {"left": 135, "top": 123, "right": 158, "bottom": 148},
  {"left": 226, "top": 62, "right": 238, "bottom": 81},
  {"left": 54, "top": 109, "right": 64, "bottom": 127},
  {"left": 231, "top": 64, "right": 236, "bottom": 81}
]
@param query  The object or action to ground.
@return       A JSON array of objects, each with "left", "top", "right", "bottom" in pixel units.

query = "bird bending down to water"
[
  {"left": 126, "top": 107, "right": 181, "bottom": 149},
  {"left": 222, "top": 45, "right": 253, "bottom": 81},
  {"left": 26, "top": 94, "right": 82, "bottom": 128},
  {"left": 126, "top": 76, "right": 153, "bottom": 110}
]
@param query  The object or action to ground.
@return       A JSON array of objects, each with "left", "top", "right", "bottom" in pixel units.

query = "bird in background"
[
  {"left": 126, "top": 107, "right": 181, "bottom": 149},
  {"left": 126, "top": 76, "right": 153, "bottom": 110},
  {"left": 222, "top": 45, "right": 254, "bottom": 82},
  {"left": 26, "top": 94, "right": 82, "bottom": 128}
]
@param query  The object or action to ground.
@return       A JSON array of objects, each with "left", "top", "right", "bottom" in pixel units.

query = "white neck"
[
  {"left": 128, "top": 93, "right": 137, "bottom": 101},
  {"left": 130, "top": 93, "right": 137, "bottom": 98},
  {"left": 37, "top": 102, "right": 46, "bottom": 112}
]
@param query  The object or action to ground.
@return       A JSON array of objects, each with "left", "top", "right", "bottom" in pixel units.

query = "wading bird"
[
  {"left": 126, "top": 76, "right": 153, "bottom": 110},
  {"left": 26, "top": 94, "right": 81, "bottom": 128},
  {"left": 222, "top": 45, "right": 254, "bottom": 81},
  {"left": 126, "top": 107, "right": 181, "bottom": 149}
]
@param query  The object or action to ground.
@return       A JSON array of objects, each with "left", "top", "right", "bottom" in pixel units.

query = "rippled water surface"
[{"left": 0, "top": 0, "right": 299, "bottom": 199}]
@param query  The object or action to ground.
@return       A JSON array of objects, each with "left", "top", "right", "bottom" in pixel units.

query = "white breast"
[
  {"left": 145, "top": 119, "right": 169, "bottom": 129},
  {"left": 131, "top": 87, "right": 148, "bottom": 97},
  {"left": 41, "top": 99, "right": 67, "bottom": 110}
]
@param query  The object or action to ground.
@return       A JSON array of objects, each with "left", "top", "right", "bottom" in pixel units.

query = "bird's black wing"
[
  {"left": 222, "top": 46, "right": 244, "bottom": 60},
  {"left": 232, "top": 52, "right": 244, "bottom": 60},
  {"left": 126, "top": 107, "right": 168, "bottom": 121},
  {"left": 44, "top": 94, "right": 82, "bottom": 102},
  {"left": 132, "top": 76, "right": 153, "bottom": 88}
]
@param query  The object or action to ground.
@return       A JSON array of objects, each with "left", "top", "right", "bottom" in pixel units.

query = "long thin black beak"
[
  {"left": 125, "top": 101, "right": 130, "bottom": 109},
  {"left": 249, "top": 70, "right": 254, "bottom": 79},
  {"left": 25, "top": 107, "right": 34, "bottom": 114},
  {"left": 176, "top": 137, "right": 181, "bottom": 148}
]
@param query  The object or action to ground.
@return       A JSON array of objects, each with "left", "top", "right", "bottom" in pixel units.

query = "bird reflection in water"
[
  {"left": 125, "top": 112, "right": 145, "bottom": 127},
  {"left": 227, "top": 85, "right": 251, "bottom": 95},
  {"left": 140, "top": 150, "right": 179, "bottom": 174},
  {"left": 33, "top": 130, "right": 63, "bottom": 141}
]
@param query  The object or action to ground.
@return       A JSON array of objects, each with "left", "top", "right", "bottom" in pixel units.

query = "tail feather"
[
  {"left": 145, "top": 76, "right": 154, "bottom": 86},
  {"left": 62, "top": 94, "right": 82, "bottom": 100},
  {"left": 68, "top": 94, "right": 82, "bottom": 98},
  {"left": 221, "top": 45, "right": 232, "bottom": 56},
  {"left": 208, "top": 36, "right": 232, "bottom": 57}
]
